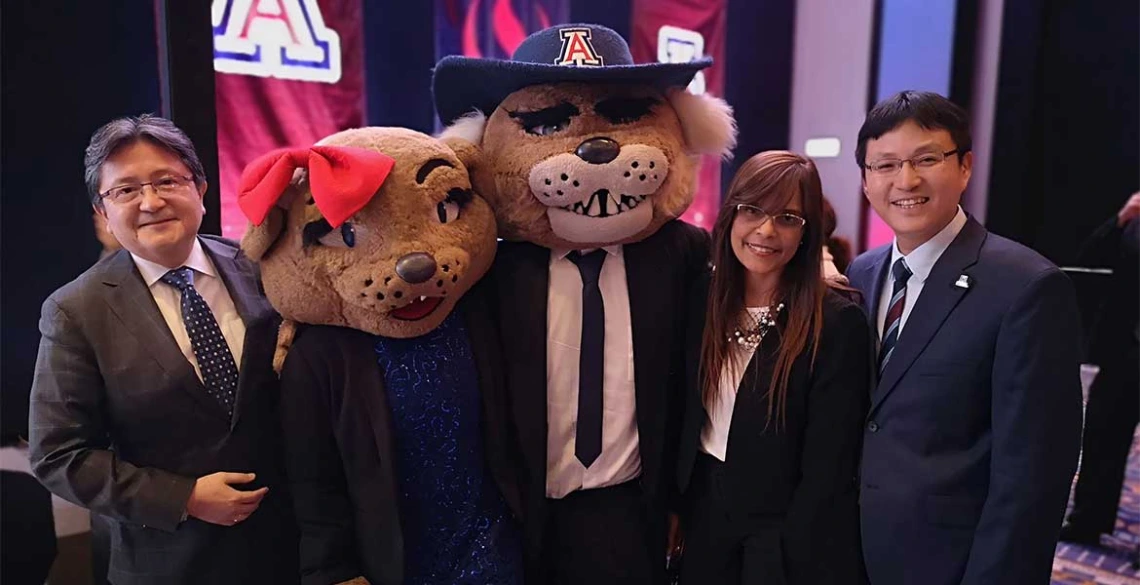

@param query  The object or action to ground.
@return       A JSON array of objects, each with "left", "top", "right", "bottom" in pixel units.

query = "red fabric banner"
[
  {"left": 630, "top": 0, "right": 727, "bottom": 231},
  {"left": 212, "top": 0, "right": 365, "bottom": 239}
]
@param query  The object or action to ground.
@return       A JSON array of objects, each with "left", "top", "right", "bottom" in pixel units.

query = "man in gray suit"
[{"left": 28, "top": 115, "right": 297, "bottom": 584}]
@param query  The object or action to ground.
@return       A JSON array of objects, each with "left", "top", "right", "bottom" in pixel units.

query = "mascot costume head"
[
  {"left": 432, "top": 24, "right": 736, "bottom": 249},
  {"left": 238, "top": 127, "right": 495, "bottom": 366}
]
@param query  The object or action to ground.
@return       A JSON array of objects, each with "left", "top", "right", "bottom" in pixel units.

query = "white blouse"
[{"left": 699, "top": 307, "right": 769, "bottom": 461}]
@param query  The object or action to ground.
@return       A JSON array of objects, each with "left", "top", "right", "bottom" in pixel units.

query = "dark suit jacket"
[
  {"left": 278, "top": 281, "right": 522, "bottom": 585},
  {"left": 847, "top": 217, "right": 1083, "bottom": 585},
  {"left": 28, "top": 236, "right": 298, "bottom": 585},
  {"left": 677, "top": 286, "right": 872, "bottom": 584},
  {"left": 1076, "top": 217, "right": 1138, "bottom": 366},
  {"left": 489, "top": 220, "right": 710, "bottom": 578}
]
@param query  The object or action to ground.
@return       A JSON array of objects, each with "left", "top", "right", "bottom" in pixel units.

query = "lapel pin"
[{"left": 954, "top": 274, "right": 972, "bottom": 289}]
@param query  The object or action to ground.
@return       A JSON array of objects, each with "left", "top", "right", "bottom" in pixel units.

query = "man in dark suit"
[
  {"left": 28, "top": 115, "right": 297, "bottom": 584},
  {"left": 1060, "top": 192, "right": 1140, "bottom": 545},
  {"left": 847, "top": 91, "right": 1083, "bottom": 585}
]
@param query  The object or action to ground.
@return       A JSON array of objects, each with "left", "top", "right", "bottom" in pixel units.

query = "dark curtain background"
[
  {"left": 2, "top": 1, "right": 162, "bottom": 441},
  {"left": 722, "top": 0, "right": 796, "bottom": 190},
  {"left": 986, "top": 0, "right": 1139, "bottom": 264}
]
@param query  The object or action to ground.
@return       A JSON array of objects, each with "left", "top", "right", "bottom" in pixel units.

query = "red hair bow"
[{"left": 237, "top": 146, "right": 396, "bottom": 228}]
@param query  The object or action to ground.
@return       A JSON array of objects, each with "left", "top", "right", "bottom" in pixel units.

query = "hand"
[
  {"left": 1117, "top": 192, "right": 1140, "bottom": 226},
  {"left": 334, "top": 578, "right": 371, "bottom": 585},
  {"left": 185, "top": 472, "right": 268, "bottom": 526},
  {"left": 667, "top": 512, "right": 684, "bottom": 558},
  {"left": 825, "top": 272, "right": 850, "bottom": 286}
]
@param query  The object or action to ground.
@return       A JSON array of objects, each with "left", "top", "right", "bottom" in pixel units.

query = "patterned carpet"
[{"left": 1051, "top": 428, "right": 1140, "bottom": 584}]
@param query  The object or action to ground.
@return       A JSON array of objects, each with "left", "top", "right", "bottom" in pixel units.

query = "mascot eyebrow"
[
  {"left": 594, "top": 96, "right": 660, "bottom": 124},
  {"left": 416, "top": 158, "right": 455, "bottom": 184},
  {"left": 507, "top": 102, "right": 581, "bottom": 129},
  {"left": 416, "top": 157, "right": 475, "bottom": 209}
]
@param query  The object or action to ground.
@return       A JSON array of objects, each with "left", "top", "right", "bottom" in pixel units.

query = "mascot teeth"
[{"left": 562, "top": 190, "right": 648, "bottom": 218}]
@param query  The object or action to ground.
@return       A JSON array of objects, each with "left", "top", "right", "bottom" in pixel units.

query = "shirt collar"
[
  {"left": 890, "top": 206, "right": 967, "bottom": 285},
  {"left": 552, "top": 244, "right": 624, "bottom": 261},
  {"left": 131, "top": 237, "right": 217, "bottom": 288}
]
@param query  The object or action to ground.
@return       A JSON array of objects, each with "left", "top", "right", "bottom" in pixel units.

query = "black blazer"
[
  {"left": 28, "top": 236, "right": 298, "bottom": 585},
  {"left": 1077, "top": 217, "right": 1138, "bottom": 366},
  {"left": 489, "top": 220, "right": 710, "bottom": 573},
  {"left": 278, "top": 280, "right": 522, "bottom": 585},
  {"left": 677, "top": 285, "right": 872, "bottom": 584},
  {"left": 847, "top": 217, "right": 1082, "bottom": 585}
]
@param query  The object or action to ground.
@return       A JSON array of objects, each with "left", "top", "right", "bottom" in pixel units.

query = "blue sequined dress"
[{"left": 373, "top": 311, "right": 523, "bottom": 585}]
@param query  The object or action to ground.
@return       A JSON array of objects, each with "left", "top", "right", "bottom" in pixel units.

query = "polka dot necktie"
[{"left": 161, "top": 267, "right": 238, "bottom": 418}]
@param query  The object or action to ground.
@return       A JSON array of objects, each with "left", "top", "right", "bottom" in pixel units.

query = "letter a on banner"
[{"left": 212, "top": 0, "right": 343, "bottom": 83}]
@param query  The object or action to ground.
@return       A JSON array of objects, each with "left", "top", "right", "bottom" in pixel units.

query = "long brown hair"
[{"left": 699, "top": 151, "right": 826, "bottom": 429}]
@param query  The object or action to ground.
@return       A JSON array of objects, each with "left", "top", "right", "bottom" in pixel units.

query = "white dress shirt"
[
  {"left": 546, "top": 245, "right": 640, "bottom": 499},
  {"left": 876, "top": 207, "right": 968, "bottom": 338},
  {"left": 699, "top": 307, "right": 766, "bottom": 461},
  {"left": 130, "top": 238, "right": 246, "bottom": 380}
]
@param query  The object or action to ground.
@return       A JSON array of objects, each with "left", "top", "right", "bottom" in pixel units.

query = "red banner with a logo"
[
  {"left": 630, "top": 0, "right": 726, "bottom": 231},
  {"left": 211, "top": 0, "right": 365, "bottom": 239}
]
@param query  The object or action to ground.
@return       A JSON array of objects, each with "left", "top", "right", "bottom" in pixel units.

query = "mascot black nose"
[
  {"left": 575, "top": 137, "right": 620, "bottom": 164},
  {"left": 395, "top": 252, "right": 437, "bottom": 284}
]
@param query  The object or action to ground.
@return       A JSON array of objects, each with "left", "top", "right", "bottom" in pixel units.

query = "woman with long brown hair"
[{"left": 675, "top": 151, "right": 871, "bottom": 583}]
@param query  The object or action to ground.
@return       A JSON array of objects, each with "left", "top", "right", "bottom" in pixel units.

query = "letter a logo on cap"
[{"left": 556, "top": 28, "right": 604, "bottom": 67}]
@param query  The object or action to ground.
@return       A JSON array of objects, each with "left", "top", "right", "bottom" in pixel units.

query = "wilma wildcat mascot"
[
  {"left": 433, "top": 23, "right": 736, "bottom": 584},
  {"left": 237, "top": 127, "right": 523, "bottom": 585}
]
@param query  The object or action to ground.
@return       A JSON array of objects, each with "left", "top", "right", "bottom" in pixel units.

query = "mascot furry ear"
[
  {"left": 665, "top": 87, "right": 736, "bottom": 159},
  {"left": 433, "top": 23, "right": 737, "bottom": 249},
  {"left": 439, "top": 111, "right": 488, "bottom": 154}
]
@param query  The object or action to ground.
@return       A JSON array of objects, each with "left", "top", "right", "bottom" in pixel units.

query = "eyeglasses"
[
  {"left": 99, "top": 175, "right": 195, "bottom": 205},
  {"left": 735, "top": 204, "right": 806, "bottom": 230},
  {"left": 864, "top": 150, "right": 959, "bottom": 176}
]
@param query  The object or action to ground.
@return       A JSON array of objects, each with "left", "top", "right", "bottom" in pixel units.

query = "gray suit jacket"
[{"left": 29, "top": 236, "right": 298, "bottom": 585}]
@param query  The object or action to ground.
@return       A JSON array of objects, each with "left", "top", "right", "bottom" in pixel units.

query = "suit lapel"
[
  {"left": 497, "top": 243, "right": 551, "bottom": 482},
  {"left": 100, "top": 251, "right": 229, "bottom": 421},
  {"left": 202, "top": 237, "right": 273, "bottom": 326},
  {"left": 462, "top": 288, "right": 501, "bottom": 441},
  {"left": 462, "top": 282, "right": 523, "bottom": 519},
  {"left": 202, "top": 237, "right": 277, "bottom": 427},
  {"left": 861, "top": 247, "right": 892, "bottom": 320},
  {"left": 623, "top": 235, "right": 667, "bottom": 458},
  {"left": 725, "top": 310, "right": 785, "bottom": 450},
  {"left": 352, "top": 330, "right": 401, "bottom": 510},
  {"left": 870, "top": 218, "right": 987, "bottom": 414}
]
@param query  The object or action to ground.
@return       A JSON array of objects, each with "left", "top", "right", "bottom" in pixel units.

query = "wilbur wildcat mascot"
[
  {"left": 433, "top": 23, "right": 737, "bottom": 585},
  {"left": 236, "top": 127, "right": 523, "bottom": 585}
]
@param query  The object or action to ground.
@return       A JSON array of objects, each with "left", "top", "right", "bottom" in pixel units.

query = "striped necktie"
[{"left": 879, "top": 258, "right": 912, "bottom": 373}]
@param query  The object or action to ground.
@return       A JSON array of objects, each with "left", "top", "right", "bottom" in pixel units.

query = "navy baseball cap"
[{"left": 432, "top": 23, "right": 711, "bottom": 126}]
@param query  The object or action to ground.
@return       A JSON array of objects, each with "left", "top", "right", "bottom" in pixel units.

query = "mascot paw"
[
  {"left": 334, "top": 578, "right": 370, "bottom": 585},
  {"left": 273, "top": 319, "right": 297, "bottom": 375}
]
